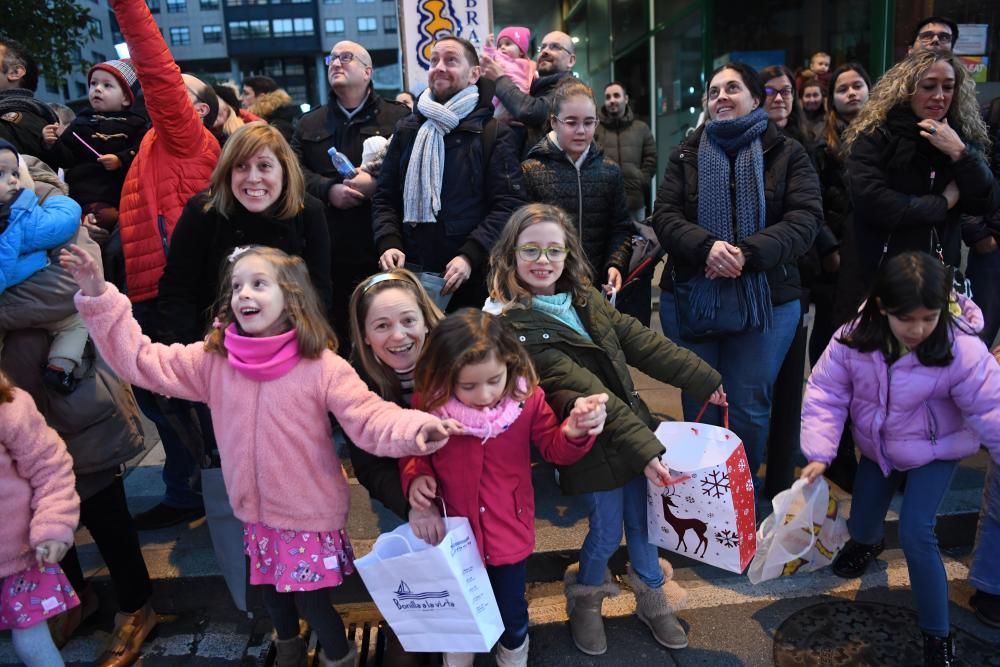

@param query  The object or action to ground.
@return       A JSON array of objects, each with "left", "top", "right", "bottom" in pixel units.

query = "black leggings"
[
  {"left": 261, "top": 586, "right": 349, "bottom": 659},
  {"left": 61, "top": 474, "right": 152, "bottom": 613}
]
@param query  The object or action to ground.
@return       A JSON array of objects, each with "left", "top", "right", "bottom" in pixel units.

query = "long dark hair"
[
  {"left": 707, "top": 62, "right": 765, "bottom": 112},
  {"left": 824, "top": 62, "right": 872, "bottom": 156},
  {"left": 758, "top": 64, "right": 805, "bottom": 143},
  {"left": 840, "top": 252, "right": 958, "bottom": 366}
]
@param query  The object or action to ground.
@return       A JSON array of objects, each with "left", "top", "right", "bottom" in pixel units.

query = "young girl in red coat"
[
  {"left": 0, "top": 370, "right": 80, "bottom": 667},
  {"left": 60, "top": 244, "right": 461, "bottom": 667},
  {"left": 401, "top": 309, "right": 608, "bottom": 667}
]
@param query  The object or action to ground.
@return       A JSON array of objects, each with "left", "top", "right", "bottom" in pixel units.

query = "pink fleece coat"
[
  {"left": 76, "top": 286, "right": 440, "bottom": 532},
  {"left": 0, "top": 389, "right": 80, "bottom": 578},
  {"left": 399, "top": 388, "right": 593, "bottom": 565},
  {"left": 801, "top": 296, "right": 1000, "bottom": 476}
]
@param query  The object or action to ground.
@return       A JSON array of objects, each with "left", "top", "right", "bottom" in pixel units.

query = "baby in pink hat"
[{"left": 483, "top": 27, "right": 537, "bottom": 124}]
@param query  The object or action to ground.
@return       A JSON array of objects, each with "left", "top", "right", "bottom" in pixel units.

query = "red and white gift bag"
[{"left": 647, "top": 411, "right": 756, "bottom": 573}]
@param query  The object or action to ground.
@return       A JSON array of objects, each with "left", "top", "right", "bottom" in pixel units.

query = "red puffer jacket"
[{"left": 112, "top": 0, "right": 220, "bottom": 303}]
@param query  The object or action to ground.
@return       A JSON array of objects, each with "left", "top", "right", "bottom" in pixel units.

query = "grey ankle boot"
[
  {"left": 564, "top": 564, "right": 620, "bottom": 656},
  {"left": 495, "top": 636, "right": 529, "bottom": 667},
  {"left": 273, "top": 636, "right": 306, "bottom": 667},
  {"left": 626, "top": 559, "right": 689, "bottom": 649}
]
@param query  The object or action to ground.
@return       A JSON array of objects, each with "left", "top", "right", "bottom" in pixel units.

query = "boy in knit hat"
[
  {"left": 41, "top": 58, "right": 148, "bottom": 238},
  {"left": 0, "top": 139, "right": 86, "bottom": 392},
  {"left": 482, "top": 27, "right": 536, "bottom": 124}
]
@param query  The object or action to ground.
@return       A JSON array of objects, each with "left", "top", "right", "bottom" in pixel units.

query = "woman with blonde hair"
[
  {"left": 157, "top": 122, "right": 332, "bottom": 347},
  {"left": 835, "top": 49, "right": 999, "bottom": 325}
]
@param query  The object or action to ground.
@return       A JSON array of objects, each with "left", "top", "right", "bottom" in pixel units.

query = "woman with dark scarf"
[
  {"left": 652, "top": 62, "right": 821, "bottom": 493},
  {"left": 835, "top": 49, "right": 999, "bottom": 326}
]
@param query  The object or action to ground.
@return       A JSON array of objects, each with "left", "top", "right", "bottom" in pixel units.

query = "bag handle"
[
  {"left": 694, "top": 400, "right": 729, "bottom": 429},
  {"left": 764, "top": 478, "right": 823, "bottom": 562},
  {"left": 374, "top": 496, "right": 450, "bottom": 557}
]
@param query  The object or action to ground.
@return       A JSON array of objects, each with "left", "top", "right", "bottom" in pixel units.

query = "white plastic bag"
[
  {"left": 354, "top": 517, "right": 504, "bottom": 653},
  {"left": 747, "top": 477, "right": 849, "bottom": 584}
]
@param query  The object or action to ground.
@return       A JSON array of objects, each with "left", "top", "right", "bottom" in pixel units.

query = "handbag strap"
[{"left": 694, "top": 400, "right": 730, "bottom": 429}]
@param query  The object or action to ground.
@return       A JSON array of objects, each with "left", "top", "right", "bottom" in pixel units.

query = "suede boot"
[
  {"left": 97, "top": 601, "right": 159, "bottom": 667},
  {"left": 564, "top": 563, "right": 620, "bottom": 656},
  {"left": 273, "top": 635, "right": 306, "bottom": 667},
  {"left": 626, "top": 559, "right": 689, "bottom": 650},
  {"left": 442, "top": 651, "right": 475, "bottom": 666},
  {"left": 317, "top": 643, "right": 356, "bottom": 666},
  {"left": 495, "top": 635, "right": 529, "bottom": 667}
]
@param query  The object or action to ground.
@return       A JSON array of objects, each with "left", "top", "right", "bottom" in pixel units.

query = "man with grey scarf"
[{"left": 372, "top": 36, "right": 525, "bottom": 310}]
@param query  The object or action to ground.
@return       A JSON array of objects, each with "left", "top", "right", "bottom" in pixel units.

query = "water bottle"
[{"left": 327, "top": 147, "right": 357, "bottom": 179}]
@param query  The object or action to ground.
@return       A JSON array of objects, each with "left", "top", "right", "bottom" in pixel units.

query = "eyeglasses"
[
  {"left": 515, "top": 245, "right": 568, "bottom": 262},
  {"left": 764, "top": 86, "right": 794, "bottom": 99},
  {"left": 325, "top": 52, "right": 369, "bottom": 67},
  {"left": 553, "top": 116, "right": 598, "bottom": 131},
  {"left": 537, "top": 42, "right": 571, "bottom": 55},
  {"left": 917, "top": 30, "right": 953, "bottom": 44}
]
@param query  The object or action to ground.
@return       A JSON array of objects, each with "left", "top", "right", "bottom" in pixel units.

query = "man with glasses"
[
  {"left": 481, "top": 30, "right": 578, "bottom": 156},
  {"left": 293, "top": 40, "right": 408, "bottom": 348},
  {"left": 373, "top": 36, "right": 525, "bottom": 311},
  {"left": 907, "top": 16, "right": 958, "bottom": 56}
]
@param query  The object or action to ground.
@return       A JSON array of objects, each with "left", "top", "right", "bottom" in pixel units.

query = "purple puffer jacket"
[{"left": 801, "top": 296, "right": 1000, "bottom": 476}]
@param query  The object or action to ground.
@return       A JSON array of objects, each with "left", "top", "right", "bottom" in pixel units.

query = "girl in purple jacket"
[{"left": 800, "top": 251, "right": 1000, "bottom": 666}]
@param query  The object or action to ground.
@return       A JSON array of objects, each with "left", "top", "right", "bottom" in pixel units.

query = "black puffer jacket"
[
  {"left": 595, "top": 105, "right": 657, "bottom": 211},
  {"left": 521, "top": 136, "right": 632, "bottom": 278},
  {"left": 157, "top": 192, "right": 333, "bottom": 344},
  {"left": 652, "top": 122, "right": 821, "bottom": 305},
  {"left": 372, "top": 84, "right": 526, "bottom": 273}
]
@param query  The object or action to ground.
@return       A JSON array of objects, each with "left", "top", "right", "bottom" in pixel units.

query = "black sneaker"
[
  {"left": 831, "top": 539, "right": 884, "bottom": 578},
  {"left": 922, "top": 632, "right": 955, "bottom": 667},
  {"left": 132, "top": 502, "right": 205, "bottom": 530},
  {"left": 970, "top": 590, "right": 1000, "bottom": 628},
  {"left": 43, "top": 365, "right": 79, "bottom": 394}
]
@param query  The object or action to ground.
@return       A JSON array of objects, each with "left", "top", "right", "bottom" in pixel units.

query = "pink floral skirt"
[
  {"left": 0, "top": 564, "right": 79, "bottom": 630},
  {"left": 244, "top": 522, "right": 355, "bottom": 592}
]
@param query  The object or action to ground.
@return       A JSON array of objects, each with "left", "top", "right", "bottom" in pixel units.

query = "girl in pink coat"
[
  {"left": 800, "top": 251, "right": 1000, "bottom": 666},
  {"left": 60, "top": 244, "right": 460, "bottom": 667},
  {"left": 0, "top": 370, "right": 80, "bottom": 667},
  {"left": 401, "top": 309, "right": 607, "bottom": 667}
]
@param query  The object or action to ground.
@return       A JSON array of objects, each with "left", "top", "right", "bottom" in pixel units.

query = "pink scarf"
[
  {"left": 223, "top": 324, "right": 301, "bottom": 381},
  {"left": 433, "top": 382, "right": 527, "bottom": 443}
]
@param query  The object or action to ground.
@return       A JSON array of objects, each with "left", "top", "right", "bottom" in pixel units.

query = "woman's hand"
[
  {"left": 441, "top": 255, "right": 472, "bottom": 295},
  {"left": 58, "top": 244, "right": 107, "bottom": 296},
  {"left": 379, "top": 248, "right": 406, "bottom": 271},
  {"left": 918, "top": 118, "right": 967, "bottom": 162},
  {"left": 644, "top": 458, "right": 690, "bottom": 487},
  {"left": 705, "top": 241, "right": 744, "bottom": 279},
  {"left": 408, "top": 503, "right": 445, "bottom": 545},
  {"left": 407, "top": 475, "right": 437, "bottom": 510},
  {"left": 707, "top": 385, "right": 727, "bottom": 406},
  {"left": 800, "top": 461, "right": 828, "bottom": 483},
  {"left": 414, "top": 418, "right": 464, "bottom": 453},
  {"left": 34, "top": 540, "right": 70, "bottom": 566},
  {"left": 565, "top": 393, "right": 609, "bottom": 438},
  {"left": 942, "top": 180, "right": 960, "bottom": 210},
  {"left": 606, "top": 267, "right": 622, "bottom": 292}
]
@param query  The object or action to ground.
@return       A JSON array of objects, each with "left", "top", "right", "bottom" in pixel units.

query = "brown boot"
[
  {"left": 564, "top": 564, "right": 620, "bottom": 656},
  {"left": 317, "top": 643, "right": 357, "bottom": 666},
  {"left": 626, "top": 559, "right": 688, "bottom": 649},
  {"left": 97, "top": 601, "right": 159, "bottom": 667},
  {"left": 273, "top": 635, "right": 307, "bottom": 667}
]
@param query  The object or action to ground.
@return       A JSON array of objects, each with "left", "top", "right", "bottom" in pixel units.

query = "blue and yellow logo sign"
[{"left": 415, "top": 0, "right": 463, "bottom": 69}]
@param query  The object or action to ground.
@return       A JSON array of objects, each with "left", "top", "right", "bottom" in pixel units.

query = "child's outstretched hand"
[
  {"left": 34, "top": 540, "right": 69, "bottom": 566},
  {"left": 59, "top": 244, "right": 107, "bottom": 297},
  {"left": 644, "top": 457, "right": 691, "bottom": 487},
  {"left": 800, "top": 461, "right": 827, "bottom": 483},
  {"left": 708, "top": 385, "right": 728, "bottom": 406},
  {"left": 409, "top": 503, "right": 445, "bottom": 546},
  {"left": 415, "top": 418, "right": 464, "bottom": 453},
  {"left": 408, "top": 475, "right": 438, "bottom": 511},
  {"left": 42, "top": 124, "right": 60, "bottom": 147},
  {"left": 484, "top": 33, "right": 495, "bottom": 48},
  {"left": 565, "top": 393, "right": 609, "bottom": 438},
  {"left": 98, "top": 154, "right": 122, "bottom": 171}
]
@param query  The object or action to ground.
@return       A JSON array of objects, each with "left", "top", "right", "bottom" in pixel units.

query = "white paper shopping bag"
[
  {"left": 647, "top": 408, "right": 757, "bottom": 573},
  {"left": 354, "top": 517, "right": 504, "bottom": 653}
]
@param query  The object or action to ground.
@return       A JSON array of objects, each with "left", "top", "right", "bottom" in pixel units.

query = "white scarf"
[{"left": 403, "top": 85, "right": 480, "bottom": 224}]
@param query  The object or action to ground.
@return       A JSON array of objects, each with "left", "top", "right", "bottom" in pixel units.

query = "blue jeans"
[
  {"left": 578, "top": 475, "right": 664, "bottom": 588},
  {"left": 966, "top": 249, "right": 1000, "bottom": 346},
  {"left": 487, "top": 560, "right": 529, "bottom": 649},
  {"left": 970, "top": 460, "right": 1000, "bottom": 595},
  {"left": 848, "top": 456, "right": 958, "bottom": 636},
  {"left": 132, "top": 301, "right": 206, "bottom": 509},
  {"left": 659, "top": 292, "right": 800, "bottom": 488}
]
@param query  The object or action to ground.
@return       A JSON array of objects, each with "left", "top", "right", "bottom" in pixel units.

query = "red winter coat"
[
  {"left": 112, "top": 0, "right": 220, "bottom": 303},
  {"left": 399, "top": 388, "right": 593, "bottom": 566}
]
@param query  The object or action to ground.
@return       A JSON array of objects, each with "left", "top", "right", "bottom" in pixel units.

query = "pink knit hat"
[
  {"left": 497, "top": 26, "right": 531, "bottom": 58},
  {"left": 87, "top": 58, "right": 140, "bottom": 107}
]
